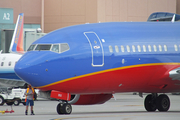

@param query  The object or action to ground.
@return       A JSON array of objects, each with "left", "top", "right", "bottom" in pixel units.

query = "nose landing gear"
[
  {"left": 56, "top": 102, "right": 72, "bottom": 114},
  {"left": 144, "top": 93, "right": 170, "bottom": 112}
]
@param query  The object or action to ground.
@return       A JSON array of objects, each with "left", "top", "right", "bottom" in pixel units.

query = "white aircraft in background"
[{"left": 0, "top": 13, "right": 25, "bottom": 88}]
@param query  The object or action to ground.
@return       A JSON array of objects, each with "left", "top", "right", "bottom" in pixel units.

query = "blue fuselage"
[{"left": 15, "top": 22, "right": 180, "bottom": 93}]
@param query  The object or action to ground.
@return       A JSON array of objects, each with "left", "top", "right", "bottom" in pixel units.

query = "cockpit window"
[
  {"left": 35, "top": 44, "right": 52, "bottom": 51},
  {"left": 27, "top": 43, "right": 70, "bottom": 53},
  {"left": 60, "top": 43, "right": 70, "bottom": 53},
  {"left": 27, "top": 44, "right": 36, "bottom": 51},
  {"left": 51, "top": 43, "right": 70, "bottom": 53},
  {"left": 51, "top": 44, "right": 59, "bottom": 53}
]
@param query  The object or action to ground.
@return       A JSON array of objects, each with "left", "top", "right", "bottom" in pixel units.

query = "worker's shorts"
[{"left": 26, "top": 99, "right": 34, "bottom": 106}]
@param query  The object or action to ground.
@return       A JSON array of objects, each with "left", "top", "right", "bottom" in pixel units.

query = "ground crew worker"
[{"left": 25, "top": 84, "right": 35, "bottom": 115}]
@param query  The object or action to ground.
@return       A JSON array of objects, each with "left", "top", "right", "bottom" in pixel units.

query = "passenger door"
[{"left": 84, "top": 32, "right": 104, "bottom": 67}]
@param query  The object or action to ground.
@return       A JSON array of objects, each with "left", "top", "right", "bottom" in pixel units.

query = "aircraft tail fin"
[{"left": 9, "top": 13, "right": 24, "bottom": 53}]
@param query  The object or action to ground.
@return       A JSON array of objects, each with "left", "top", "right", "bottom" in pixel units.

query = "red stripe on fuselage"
[{"left": 37, "top": 63, "right": 180, "bottom": 94}]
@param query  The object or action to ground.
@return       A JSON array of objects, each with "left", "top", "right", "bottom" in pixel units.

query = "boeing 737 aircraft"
[
  {"left": 0, "top": 13, "right": 24, "bottom": 87},
  {"left": 15, "top": 21, "right": 180, "bottom": 114}
]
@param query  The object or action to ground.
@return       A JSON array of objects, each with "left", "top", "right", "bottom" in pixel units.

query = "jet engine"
[
  {"left": 39, "top": 90, "right": 112, "bottom": 105},
  {"left": 68, "top": 94, "right": 112, "bottom": 105}
]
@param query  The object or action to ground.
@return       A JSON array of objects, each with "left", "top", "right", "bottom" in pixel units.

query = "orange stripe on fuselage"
[{"left": 36, "top": 63, "right": 180, "bottom": 89}]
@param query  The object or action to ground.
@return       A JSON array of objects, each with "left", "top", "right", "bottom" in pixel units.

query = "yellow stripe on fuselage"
[{"left": 37, "top": 63, "right": 180, "bottom": 89}]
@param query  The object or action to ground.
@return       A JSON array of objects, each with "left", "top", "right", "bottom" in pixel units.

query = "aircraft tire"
[
  {"left": 57, "top": 103, "right": 64, "bottom": 114},
  {"left": 156, "top": 94, "right": 170, "bottom": 112},
  {"left": 144, "top": 94, "right": 157, "bottom": 112},
  {"left": 61, "top": 103, "right": 72, "bottom": 114},
  {"left": 0, "top": 96, "right": 4, "bottom": 105},
  {"left": 57, "top": 103, "right": 72, "bottom": 114}
]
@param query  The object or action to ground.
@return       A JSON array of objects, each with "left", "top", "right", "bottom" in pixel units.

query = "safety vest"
[{"left": 25, "top": 88, "right": 35, "bottom": 102}]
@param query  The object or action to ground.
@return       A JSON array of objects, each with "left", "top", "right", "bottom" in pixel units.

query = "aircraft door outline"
[{"left": 84, "top": 32, "right": 104, "bottom": 67}]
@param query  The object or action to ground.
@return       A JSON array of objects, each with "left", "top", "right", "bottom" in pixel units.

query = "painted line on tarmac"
[
  {"left": 53, "top": 114, "right": 146, "bottom": 120},
  {"left": 53, "top": 112, "right": 171, "bottom": 120}
]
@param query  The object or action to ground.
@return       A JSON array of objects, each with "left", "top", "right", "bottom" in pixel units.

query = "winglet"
[{"left": 9, "top": 13, "right": 24, "bottom": 53}]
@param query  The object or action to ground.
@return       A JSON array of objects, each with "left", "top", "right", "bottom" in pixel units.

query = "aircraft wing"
[{"left": 0, "top": 78, "right": 25, "bottom": 87}]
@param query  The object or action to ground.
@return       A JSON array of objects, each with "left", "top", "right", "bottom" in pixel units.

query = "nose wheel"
[
  {"left": 57, "top": 103, "right": 72, "bottom": 114},
  {"left": 144, "top": 94, "right": 170, "bottom": 112}
]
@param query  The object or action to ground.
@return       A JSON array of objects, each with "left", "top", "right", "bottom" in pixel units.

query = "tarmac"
[{"left": 0, "top": 93, "right": 180, "bottom": 120}]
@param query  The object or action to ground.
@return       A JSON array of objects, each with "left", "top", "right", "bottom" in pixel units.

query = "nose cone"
[
  {"left": 14, "top": 52, "right": 44, "bottom": 87},
  {"left": 15, "top": 60, "right": 33, "bottom": 85}
]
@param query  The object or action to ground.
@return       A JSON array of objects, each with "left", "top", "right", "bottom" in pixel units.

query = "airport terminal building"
[{"left": 0, "top": 0, "right": 180, "bottom": 52}]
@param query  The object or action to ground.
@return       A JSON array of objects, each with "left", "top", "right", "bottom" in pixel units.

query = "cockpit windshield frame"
[
  {"left": 35, "top": 44, "right": 52, "bottom": 51},
  {"left": 27, "top": 44, "right": 37, "bottom": 51},
  {"left": 51, "top": 44, "right": 60, "bottom": 53},
  {"left": 27, "top": 43, "right": 70, "bottom": 54}
]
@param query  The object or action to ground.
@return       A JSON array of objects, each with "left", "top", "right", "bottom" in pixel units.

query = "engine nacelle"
[
  {"left": 69, "top": 94, "right": 112, "bottom": 105},
  {"left": 39, "top": 90, "right": 112, "bottom": 105}
]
